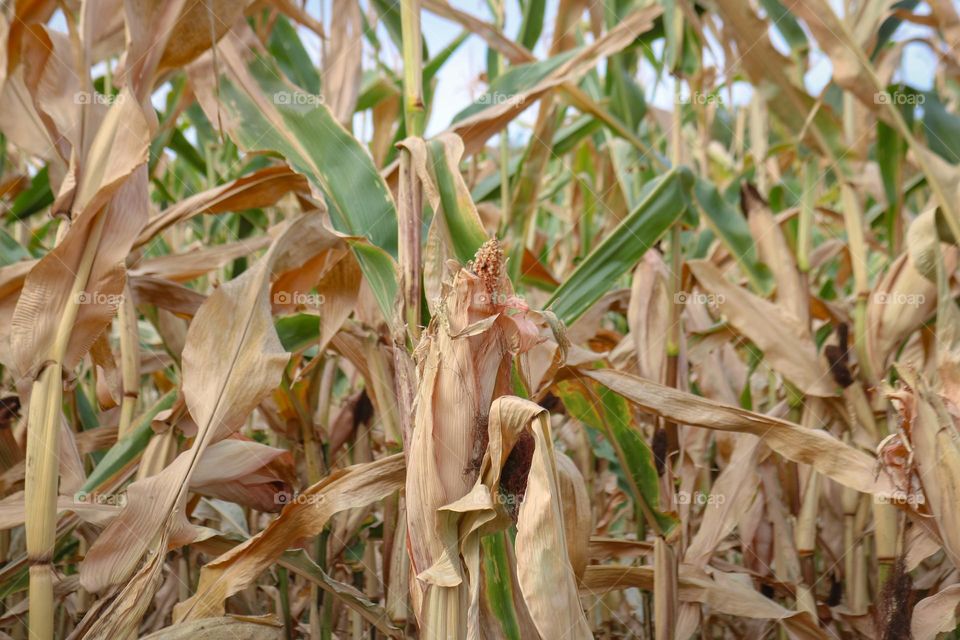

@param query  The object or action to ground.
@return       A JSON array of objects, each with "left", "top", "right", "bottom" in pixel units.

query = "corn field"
[{"left": 0, "top": 0, "right": 959, "bottom": 637}]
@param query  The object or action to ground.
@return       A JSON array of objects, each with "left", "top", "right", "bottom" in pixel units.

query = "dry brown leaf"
[
  {"left": 81, "top": 214, "right": 342, "bottom": 596},
  {"left": 683, "top": 435, "right": 760, "bottom": 569},
  {"left": 506, "top": 399, "right": 592, "bottom": 638},
  {"left": 322, "top": 0, "right": 362, "bottom": 124},
  {"left": 903, "top": 381, "right": 960, "bottom": 570},
  {"left": 687, "top": 259, "right": 835, "bottom": 396},
  {"left": 137, "top": 165, "right": 309, "bottom": 245},
  {"left": 742, "top": 184, "right": 808, "bottom": 324},
  {"left": 139, "top": 616, "right": 283, "bottom": 640},
  {"left": 11, "top": 92, "right": 150, "bottom": 381},
  {"left": 130, "top": 0, "right": 251, "bottom": 81},
  {"left": 627, "top": 250, "right": 670, "bottom": 382},
  {"left": 129, "top": 275, "right": 207, "bottom": 317},
  {"left": 782, "top": 0, "right": 883, "bottom": 113},
  {"left": 556, "top": 451, "right": 591, "bottom": 582},
  {"left": 189, "top": 438, "right": 297, "bottom": 513},
  {"left": 712, "top": 0, "right": 842, "bottom": 156},
  {"left": 581, "top": 565, "right": 827, "bottom": 639},
  {"left": 581, "top": 368, "right": 895, "bottom": 496},
  {"left": 175, "top": 453, "right": 405, "bottom": 620},
  {"left": 912, "top": 583, "right": 960, "bottom": 640},
  {"left": 131, "top": 237, "right": 272, "bottom": 283},
  {"left": 440, "top": 6, "right": 661, "bottom": 157}
]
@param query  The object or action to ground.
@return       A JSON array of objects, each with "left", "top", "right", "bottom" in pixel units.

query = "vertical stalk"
[
  {"left": 27, "top": 210, "right": 109, "bottom": 639},
  {"left": 663, "top": 81, "right": 684, "bottom": 456},
  {"left": 841, "top": 180, "right": 875, "bottom": 385},
  {"left": 490, "top": 0, "right": 510, "bottom": 235},
  {"left": 116, "top": 284, "right": 140, "bottom": 439},
  {"left": 653, "top": 537, "right": 677, "bottom": 640},
  {"left": 795, "top": 469, "right": 819, "bottom": 611},
  {"left": 653, "top": 78, "right": 684, "bottom": 640},
  {"left": 278, "top": 566, "right": 294, "bottom": 640},
  {"left": 797, "top": 159, "right": 815, "bottom": 275},
  {"left": 316, "top": 363, "right": 336, "bottom": 640},
  {"left": 400, "top": 0, "right": 424, "bottom": 139},
  {"left": 498, "top": 134, "right": 510, "bottom": 232},
  {"left": 397, "top": 155, "right": 423, "bottom": 341},
  {"left": 25, "top": 367, "right": 61, "bottom": 640},
  {"left": 398, "top": 0, "right": 424, "bottom": 340}
]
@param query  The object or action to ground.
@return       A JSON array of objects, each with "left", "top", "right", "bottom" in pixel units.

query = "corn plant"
[{"left": 0, "top": 0, "right": 959, "bottom": 638}]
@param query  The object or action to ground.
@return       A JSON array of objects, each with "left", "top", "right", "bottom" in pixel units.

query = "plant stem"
[
  {"left": 27, "top": 210, "right": 110, "bottom": 640},
  {"left": 399, "top": 0, "right": 424, "bottom": 341},
  {"left": 400, "top": 0, "right": 425, "bottom": 138},
  {"left": 116, "top": 284, "right": 139, "bottom": 439},
  {"left": 278, "top": 566, "right": 294, "bottom": 640}
]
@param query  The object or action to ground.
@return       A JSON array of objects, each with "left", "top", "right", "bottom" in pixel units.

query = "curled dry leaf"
[
  {"left": 627, "top": 250, "right": 670, "bottom": 382},
  {"left": 582, "top": 368, "right": 896, "bottom": 497},
  {"left": 405, "top": 239, "right": 543, "bottom": 633},
  {"left": 581, "top": 565, "right": 827, "bottom": 639},
  {"left": 175, "top": 454, "right": 406, "bottom": 620},
  {"left": 189, "top": 438, "right": 297, "bottom": 513},
  {"left": 866, "top": 252, "right": 947, "bottom": 377},
  {"left": 404, "top": 239, "right": 593, "bottom": 637},
  {"left": 912, "top": 584, "right": 960, "bottom": 640},
  {"left": 136, "top": 165, "right": 309, "bottom": 246},
  {"left": 687, "top": 259, "right": 835, "bottom": 397},
  {"left": 11, "top": 92, "right": 150, "bottom": 381},
  {"left": 80, "top": 215, "right": 343, "bottom": 595},
  {"left": 4, "top": 1, "right": 960, "bottom": 637},
  {"left": 138, "top": 615, "right": 283, "bottom": 640}
]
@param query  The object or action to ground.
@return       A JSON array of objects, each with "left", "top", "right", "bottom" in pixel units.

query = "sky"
[
  {"left": 336, "top": 0, "right": 941, "bottom": 138},
  {"left": 49, "top": 0, "right": 944, "bottom": 142}
]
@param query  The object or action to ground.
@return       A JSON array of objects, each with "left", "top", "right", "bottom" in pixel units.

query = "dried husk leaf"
[
  {"left": 138, "top": 616, "right": 283, "bottom": 640},
  {"left": 582, "top": 368, "right": 896, "bottom": 496},
  {"left": 11, "top": 92, "right": 150, "bottom": 381},
  {"left": 406, "top": 243, "right": 537, "bottom": 586},
  {"left": 137, "top": 165, "right": 309, "bottom": 245},
  {"left": 866, "top": 251, "right": 948, "bottom": 376},
  {"left": 406, "top": 244, "right": 541, "bottom": 636},
  {"left": 912, "top": 584, "right": 960, "bottom": 640},
  {"left": 512, "top": 399, "right": 592, "bottom": 639},
  {"left": 175, "top": 454, "right": 405, "bottom": 620},
  {"left": 581, "top": 565, "right": 827, "bottom": 638},
  {"left": 627, "top": 251, "right": 670, "bottom": 382},
  {"left": 80, "top": 215, "right": 342, "bottom": 594},
  {"left": 687, "top": 260, "right": 835, "bottom": 396}
]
